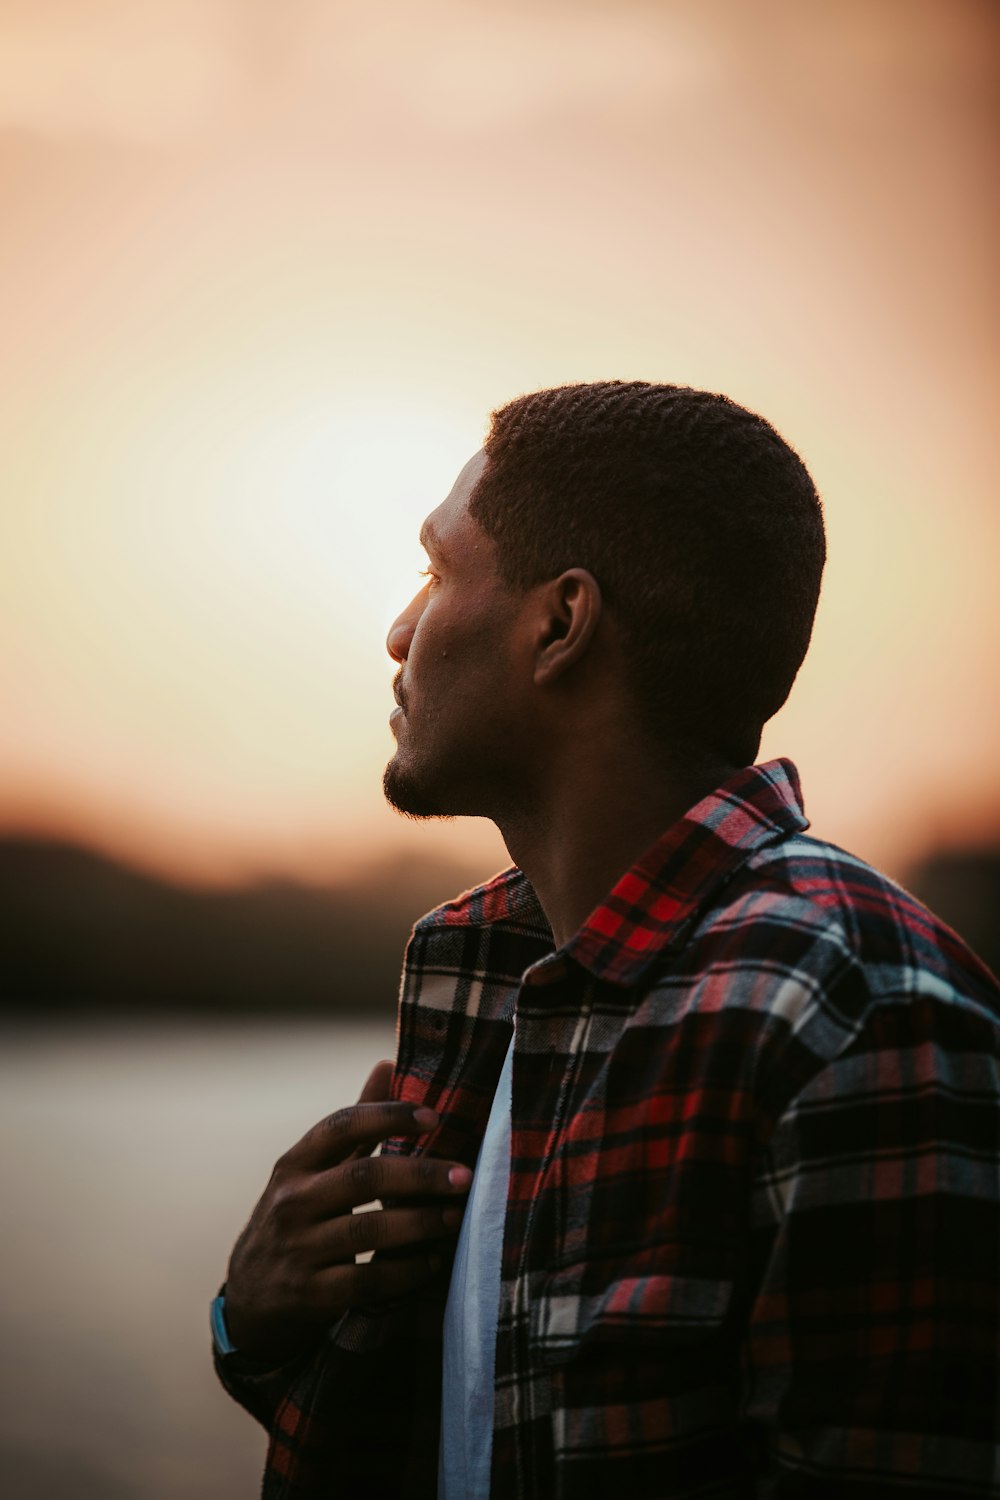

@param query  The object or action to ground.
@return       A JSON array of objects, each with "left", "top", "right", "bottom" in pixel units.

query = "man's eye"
[{"left": 418, "top": 567, "right": 440, "bottom": 585}]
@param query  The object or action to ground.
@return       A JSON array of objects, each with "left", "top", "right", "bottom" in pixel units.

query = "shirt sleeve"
[
  {"left": 212, "top": 1290, "right": 447, "bottom": 1494},
  {"left": 746, "top": 960, "right": 1000, "bottom": 1495},
  {"left": 211, "top": 1293, "right": 318, "bottom": 1431}
]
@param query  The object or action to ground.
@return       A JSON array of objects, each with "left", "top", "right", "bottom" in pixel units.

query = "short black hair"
[{"left": 468, "top": 381, "right": 825, "bottom": 766}]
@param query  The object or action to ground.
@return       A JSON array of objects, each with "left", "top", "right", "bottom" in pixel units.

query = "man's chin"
[{"left": 382, "top": 759, "right": 454, "bottom": 822}]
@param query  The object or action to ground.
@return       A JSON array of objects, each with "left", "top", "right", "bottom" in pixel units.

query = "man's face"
[{"left": 383, "top": 450, "right": 532, "bottom": 820}]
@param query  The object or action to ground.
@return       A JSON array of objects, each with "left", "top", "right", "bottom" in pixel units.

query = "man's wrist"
[{"left": 212, "top": 1285, "right": 326, "bottom": 1371}]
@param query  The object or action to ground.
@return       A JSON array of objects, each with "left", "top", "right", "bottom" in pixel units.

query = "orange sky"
[{"left": 1, "top": 0, "right": 998, "bottom": 888}]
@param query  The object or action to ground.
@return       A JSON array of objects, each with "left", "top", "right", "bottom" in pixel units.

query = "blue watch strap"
[{"left": 210, "top": 1292, "right": 238, "bottom": 1356}]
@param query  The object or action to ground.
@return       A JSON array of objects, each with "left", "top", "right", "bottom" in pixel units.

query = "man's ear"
[{"left": 532, "top": 569, "right": 603, "bottom": 686}]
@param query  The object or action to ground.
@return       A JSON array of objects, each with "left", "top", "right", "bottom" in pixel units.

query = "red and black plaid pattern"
[{"left": 216, "top": 759, "right": 1000, "bottom": 1498}]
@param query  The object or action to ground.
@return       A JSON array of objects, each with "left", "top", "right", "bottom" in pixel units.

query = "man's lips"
[{"left": 390, "top": 674, "right": 407, "bottom": 732}]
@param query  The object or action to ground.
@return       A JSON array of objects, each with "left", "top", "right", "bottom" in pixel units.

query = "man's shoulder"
[
  {"left": 661, "top": 832, "right": 1000, "bottom": 1099},
  {"left": 706, "top": 829, "right": 999, "bottom": 1009}
]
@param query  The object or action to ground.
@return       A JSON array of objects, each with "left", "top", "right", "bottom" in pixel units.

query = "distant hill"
[
  {"left": 1, "top": 836, "right": 996, "bottom": 1016},
  {"left": 0, "top": 837, "right": 499, "bottom": 1015}
]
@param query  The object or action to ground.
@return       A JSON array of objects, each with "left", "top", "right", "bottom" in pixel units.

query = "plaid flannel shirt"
[{"left": 216, "top": 758, "right": 1000, "bottom": 1498}]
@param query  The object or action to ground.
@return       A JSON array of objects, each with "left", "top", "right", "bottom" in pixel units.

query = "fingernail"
[
  {"left": 413, "top": 1107, "right": 438, "bottom": 1129},
  {"left": 448, "top": 1166, "right": 473, "bottom": 1190}
]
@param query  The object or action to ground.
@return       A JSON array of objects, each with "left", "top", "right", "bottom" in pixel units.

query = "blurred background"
[{"left": 1, "top": 0, "right": 997, "bottom": 1494}]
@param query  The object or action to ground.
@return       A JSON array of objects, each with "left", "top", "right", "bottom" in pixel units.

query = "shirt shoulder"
[
  {"left": 675, "top": 832, "right": 1000, "bottom": 1091},
  {"left": 732, "top": 831, "right": 998, "bottom": 1001}
]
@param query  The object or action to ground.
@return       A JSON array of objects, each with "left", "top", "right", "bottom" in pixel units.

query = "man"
[{"left": 214, "top": 382, "right": 1000, "bottom": 1498}]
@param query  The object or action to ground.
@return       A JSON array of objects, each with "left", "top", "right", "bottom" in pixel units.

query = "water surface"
[{"left": 0, "top": 1017, "right": 396, "bottom": 1499}]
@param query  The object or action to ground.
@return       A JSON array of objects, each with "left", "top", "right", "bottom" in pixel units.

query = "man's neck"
[{"left": 498, "top": 745, "right": 739, "bottom": 950}]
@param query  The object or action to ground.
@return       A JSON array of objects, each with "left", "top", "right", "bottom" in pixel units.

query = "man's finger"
[
  {"left": 286, "top": 1099, "right": 438, "bottom": 1172},
  {"left": 316, "top": 1250, "right": 445, "bottom": 1312},
  {"left": 345, "top": 1060, "right": 399, "bottom": 1162},
  {"left": 300, "top": 1201, "right": 465, "bottom": 1265},
  {"left": 300, "top": 1152, "right": 473, "bottom": 1219}
]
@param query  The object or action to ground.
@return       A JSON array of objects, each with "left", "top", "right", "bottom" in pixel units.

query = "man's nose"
[{"left": 386, "top": 607, "right": 415, "bottom": 664}]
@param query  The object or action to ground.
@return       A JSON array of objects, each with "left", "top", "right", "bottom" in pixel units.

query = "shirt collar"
[{"left": 549, "top": 757, "right": 809, "bottom": 989}]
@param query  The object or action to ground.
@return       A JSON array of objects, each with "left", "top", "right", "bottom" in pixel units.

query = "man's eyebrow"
[{"left": 418, "top": 520, "right": 445, "bottom": 557}]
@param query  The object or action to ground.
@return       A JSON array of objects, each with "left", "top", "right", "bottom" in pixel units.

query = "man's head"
[
  {"left": 383, "top": 381, "right": 825, "bottom": 819},
  {"left": 468, "top": 381, "right": 825, "bottom": 767}
]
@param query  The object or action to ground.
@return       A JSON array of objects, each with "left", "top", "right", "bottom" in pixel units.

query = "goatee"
[{"left": 382, "top": 758, "right": 454, "bottom": 822}]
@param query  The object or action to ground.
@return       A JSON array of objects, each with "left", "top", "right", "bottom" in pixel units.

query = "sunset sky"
[{"left": 1, "top": 0, "right": 997, "bottom": 889}]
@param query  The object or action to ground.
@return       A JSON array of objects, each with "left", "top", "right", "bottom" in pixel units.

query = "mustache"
[{"left": 392, "top": 671, "right": 407, "bottom": 711}]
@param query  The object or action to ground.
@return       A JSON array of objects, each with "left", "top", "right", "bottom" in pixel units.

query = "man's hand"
[{"left": 223, "top": 1060, "right": 472, "bottom": 1363}]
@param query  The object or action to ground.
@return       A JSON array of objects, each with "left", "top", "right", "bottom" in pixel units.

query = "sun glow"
[
  {"left": 149, "top": 382, "right": 480, "bottom": 642},
  {"left": 0, "top": 359, "right": 498, "bottom": 881},
  {"left": 1, "top": 0, "right": 997, "bottom": 888}
]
